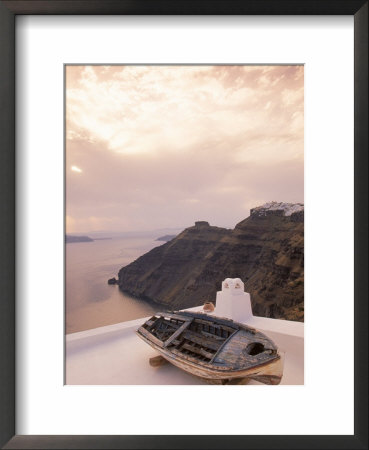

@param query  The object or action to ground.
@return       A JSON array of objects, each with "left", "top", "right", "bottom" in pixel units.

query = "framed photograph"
[
  {"left": 0, "top": 1, "right": 367, "bottom": 449},
  {"left": 64, "top": 62, "right": 305, "bottom": 388}
]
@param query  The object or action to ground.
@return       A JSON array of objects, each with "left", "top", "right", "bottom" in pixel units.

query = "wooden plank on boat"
[
  {"left": 163, "top": 319, "right": 193, "bottom": 348},
  {"left": 161, "top": 321, "right": 179, "bottom": 331},
  {"left": 158, "top": 312, "right": 192, "bottom": 322},
  {"left": 194, "top": 318, "right": 237, "bottom": 334},
  {"left": 169, "top": 320, "right": 183, "bottom": 328},
  {"left": 181, "top": 311, "right": 240, "bottom": 328},
  {"left": 210, "top": 330, "right": 239, "bottom": 363},
  {"left": 239, "top": 324, "right": 257, "bottom": 334},
  {"left": 182, "top": 330, "right": 222, "bottom": 351},
  {"left": 137, "top": 327, "right": 164, "bottom": 348},
  {"left": 181, "top": 342, "right": 214, "bottom": 360},
  {"left": 202, "top": 330, "right": 224, "bottom": 340},
  {"left": 171, "top": 348, "right": 209, "bottom": 366}
]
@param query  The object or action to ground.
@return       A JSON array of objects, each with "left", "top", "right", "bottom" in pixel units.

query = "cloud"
[{"left": 66, "top": 65, "right": 304, "bottom": 232}]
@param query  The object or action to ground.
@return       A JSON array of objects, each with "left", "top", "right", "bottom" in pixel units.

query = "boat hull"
[{"left": 138, "top": 323, "right": 283, "bottom": 385}]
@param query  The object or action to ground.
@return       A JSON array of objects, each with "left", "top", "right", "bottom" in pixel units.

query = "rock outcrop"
[
  {"left": 118, "top": 203, "right": 304, "bottom": 321},
  {"left": 66, "top": 235, "right": 94, "bottom": 243},
  {"left": 156, "top": 235, "right": 176, "bottom": 242}
]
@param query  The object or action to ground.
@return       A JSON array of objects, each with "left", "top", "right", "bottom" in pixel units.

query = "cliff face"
[{"left": 118, "top": 204, "right": 304, "bottom": 321}]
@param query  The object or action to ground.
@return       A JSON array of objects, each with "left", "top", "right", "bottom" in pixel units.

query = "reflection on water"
[{"left": 66, "top": 237, "right": 163, "bottom": 334}]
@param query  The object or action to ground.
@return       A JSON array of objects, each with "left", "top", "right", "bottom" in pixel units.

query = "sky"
[{"left": 66, "top": 65, "right": 304, "bottom": 234}]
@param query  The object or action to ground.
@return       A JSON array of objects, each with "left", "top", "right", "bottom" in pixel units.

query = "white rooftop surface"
[{"left": 66, "top": 278, "right": 304, "bottom": 385}]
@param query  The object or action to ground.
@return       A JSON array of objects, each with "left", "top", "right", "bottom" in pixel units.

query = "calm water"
[{"left": 66, "top": 237, "right": 164, "bottom": 334}]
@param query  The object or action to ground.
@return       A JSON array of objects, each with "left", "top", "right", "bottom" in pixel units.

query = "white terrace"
[{"left": 66, "top": 278, "right": 304, "bottom": 385}]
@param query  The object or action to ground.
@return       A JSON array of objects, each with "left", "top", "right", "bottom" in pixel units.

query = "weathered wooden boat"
[{"left": 136, "top": 311, "right": 283, "bottom": 385}]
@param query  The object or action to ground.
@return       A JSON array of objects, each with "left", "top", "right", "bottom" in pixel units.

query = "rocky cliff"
[{"left": 117, "top": 203, "right": 304, "bottom": 321}]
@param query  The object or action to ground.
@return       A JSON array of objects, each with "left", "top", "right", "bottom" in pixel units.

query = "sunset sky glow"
[{"left": 66, "top": 65, "right": 304, "bottom": 233}]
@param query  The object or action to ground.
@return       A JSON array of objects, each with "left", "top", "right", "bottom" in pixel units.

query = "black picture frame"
[{"left": 0, "top": 1, "right": 367, "bottom": 449}]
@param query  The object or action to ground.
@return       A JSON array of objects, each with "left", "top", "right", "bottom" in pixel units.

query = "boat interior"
[{"left": 139, "top": 312, "right": 240, "bottom": 364}]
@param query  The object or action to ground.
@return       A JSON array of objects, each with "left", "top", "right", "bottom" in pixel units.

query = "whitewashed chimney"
[{"left": 215, "top": 278, "right": 253, "bottom": 322}]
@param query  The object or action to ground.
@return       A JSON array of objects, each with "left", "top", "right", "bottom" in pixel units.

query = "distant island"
[
  {"left": 116, "top": 202, "right": 304, "bottom": 322},
  {"left": 156, "top": 235, "right": 176, "bottom": 242},
  {"left": 66, "top": 235, "right": 94, "bottom": 243}
]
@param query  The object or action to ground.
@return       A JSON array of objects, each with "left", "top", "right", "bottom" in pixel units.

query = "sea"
[{"left": 66, "top": 235, "right": 168, "bottom": 334}]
